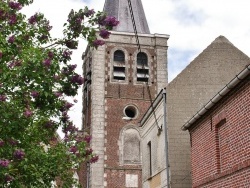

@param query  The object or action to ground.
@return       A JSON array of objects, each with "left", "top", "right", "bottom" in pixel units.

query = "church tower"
[{"left": 82, "top": 0, "right": 169, "bottom": 187}]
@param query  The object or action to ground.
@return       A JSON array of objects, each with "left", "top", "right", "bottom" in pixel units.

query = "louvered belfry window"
[
  {"left": 137, "top": 52, "right": 149, "bottom": 82},
  {"left": 113, "top": 50, "right": 126, "bottom": 80}
]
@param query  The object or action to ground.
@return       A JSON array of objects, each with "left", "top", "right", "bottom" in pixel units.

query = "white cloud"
[{"left": 21, "top": 0, "right": 250, "bottom": 129}]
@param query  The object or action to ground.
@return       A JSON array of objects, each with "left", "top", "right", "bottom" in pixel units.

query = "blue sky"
[{"left": 22, "top": 0, "right": 250, "bottom": 128}]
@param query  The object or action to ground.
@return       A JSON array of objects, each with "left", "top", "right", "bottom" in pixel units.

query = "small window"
[
  {"left": 148, "top": 141, "right": 152, "bottom": 176},
  {"left": 123, "top": 105, "right": 138, "bottom": 119},
  {"left": 137, "top": 52, "right": 149, "bottom": 82},
  {"left": 123, "top": 128, "right": 141, "bottom": 164},
  {"left": 137, "top": 52, "right": 148, "bottom": 67},
  {"left": 114, "top": 50, "right": 125, "bottom": 62},
  {"left": 113, "top": 50, "right": 126, "bottom": 81},
  {"left": 124, "top": 105, "right": 138, "bottom": 119}
]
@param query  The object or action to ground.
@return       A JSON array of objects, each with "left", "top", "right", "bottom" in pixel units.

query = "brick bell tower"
[{"left": 81, "top": 0, "right": 169, "bottom": 187}]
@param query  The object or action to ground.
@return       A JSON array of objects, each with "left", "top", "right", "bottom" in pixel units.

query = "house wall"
[
  {"left": 141, "top": 96, "right": 168, "bottom": 188},
  {"left": 189, "top": 75, "right": 250, "bottom": 187},
  {"left": 166, "top": 36, "right": 250, "bottom": 187}
]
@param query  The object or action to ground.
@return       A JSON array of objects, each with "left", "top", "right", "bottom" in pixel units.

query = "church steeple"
[{"left": 103, "top": 0, "right": 150, "bottom": 34}]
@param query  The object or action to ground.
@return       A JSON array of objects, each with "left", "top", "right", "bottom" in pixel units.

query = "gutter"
[
  {"left": 182, "top": 64, "right": 250, "bottom": 131},
  {"left": 163, "top": 88, "right": 170, "bottom": 188}
]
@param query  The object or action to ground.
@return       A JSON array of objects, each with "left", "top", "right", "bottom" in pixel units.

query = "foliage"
[{"left": 0, "top": 0, "right": 118, "bottom": 187}]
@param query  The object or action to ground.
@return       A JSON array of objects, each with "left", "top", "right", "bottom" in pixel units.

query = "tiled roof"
[{"left": 103, "top": 0, "right": 150, "bottom": 34}]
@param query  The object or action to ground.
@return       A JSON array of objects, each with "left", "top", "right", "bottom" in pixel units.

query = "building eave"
[{"left": 140, "top": 89, "right": 164, "bottom": 127}]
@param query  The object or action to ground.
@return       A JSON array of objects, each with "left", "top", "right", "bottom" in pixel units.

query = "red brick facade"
[
  {"left": 188, "top": 75, "right": 250, "bottom": 187},
  {"left": 103, "top": 45, "right": 157, "bottom": 187},
  {"left": 81, "top": 41, "right": 161, "bottom": 187}
]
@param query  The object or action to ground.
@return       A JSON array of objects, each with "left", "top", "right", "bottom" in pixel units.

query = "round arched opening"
[{"left": 124, "top": 105, "right": 138, "bottom": 119}]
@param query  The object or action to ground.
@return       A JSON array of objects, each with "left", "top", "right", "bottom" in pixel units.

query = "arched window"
[
  {"left": 113, "top": 50, "right": 126, "bottom": 80},
  {"left": 137, "top": 52, "right": 149, "bottom": 82},
  {"left": 114, "top": 50, "right": 125, "bottom": 62},
  {"left": 123, "top": 128, "right": 141, "bottom": 164}
]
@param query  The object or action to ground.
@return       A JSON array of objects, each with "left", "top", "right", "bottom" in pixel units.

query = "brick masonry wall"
[
  {"left": 167, "top": 36, "right": 250, "bottom": 188},
  {"left": 101, "top": 33, "right": 168, "bottom": 188},
  {"left": 189, "top": 75, "right": 250, "bottom": 187},
  {"left": 82, "top": 32, "right": 168, "bottom": 187}
]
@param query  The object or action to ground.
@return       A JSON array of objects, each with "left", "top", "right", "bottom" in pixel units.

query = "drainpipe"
[{"left": 163, "top": 88, "right": 170, "bottom": 187}]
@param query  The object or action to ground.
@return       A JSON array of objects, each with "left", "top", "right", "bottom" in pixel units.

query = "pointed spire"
[
  {"left": 212, "top": 35, "right": 232, "bottom": 45},
  {"left": 103, "top": 0, "right": 150, "bottom": 34}
]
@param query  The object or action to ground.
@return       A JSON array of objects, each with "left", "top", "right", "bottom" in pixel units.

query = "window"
[
  {"left": 213, "top": 110, "right": 227, "bottom": 173},
  {"left": 114, "top": 50, "right": 125, "bottom": 62},
  {"left": 137, "top": 52, "right": 149, "bottom": 82},
  {"left": 124, "top": 105, "right": 138, "bottom": 119},
  {"left": 113, "top": 50, "right": 126, "bottom": 80},
  {"left": 148, "top": 141, "right": 152, "bottom": 176},
  {"left": 123, "top": 128, "right": 141, "bottom": 164}
]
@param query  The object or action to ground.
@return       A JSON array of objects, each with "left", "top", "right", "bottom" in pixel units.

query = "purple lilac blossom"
[
  {"left": 31, "top": 91, "right": 39, "bottom": 98},
  {"left": 23, "top": 109, "right": 33, "bottom": 118},
  {"left": 8, "top": 14, "right": 17, "bottom": 25},
  {"left": 0, "top": 9, "right": 7, "bottom": 20},
  {"left": 85, "top": 9, "right": 95, "bottom": 17},
  {"left": 0, "top": 95, "right": 7, "bottom": 101},
  {"left": 53, "top": 75, "right": 60, "bottom": 80},
  {"left": 65, "top": 40, "right": 78, "bottom": 49},
  {"left": 44, "top": 20, "right": 52, "bottom": 32},
  {"left": 90, "top": 155, "right": 99, "bottom": 163},
  {"left": 93, "top": 39, "right": 105, "bottom": 48},
  {"left": 68, "top": 64, "right": 77, "bottom": 71},
  {"left": 5, "top": 175, "right": 14, "bottom": 182},
  {"left": 69, "top": 146, "right": 78, "bottom": 154},
  {"left": 99, "top": 29, "right": 111, "bottom": 39},
  {"left": 9, "top": 1, "right": 22, "bottom": 10},
  {"left": 8, "top": 35, "right": 15, "bottom": 43},
  {"left": 8, "top": 60, "right": 22, "bottom": 68},
  {"left": 84, "top": 135, "right": 91, "bottom": 144},
  {"left": 75, "top": 17, "right": 82, "bottom": 24},
  {"left": 62, "top": 50, "right": 72, "bottom": 60},
  {"left": 85, "top": 148, "right": 93, "bottom": 156},
  {"left": 38, "top": 35, "right": 48, "bottom": 42},
  {"left": 43, "top": 59, "right": 51, "bottom": 67},
  {"left": 13, "top": 149, "right": 25, "bottom": 160},
  {"left": 44, "top": 120, "right": 55, "bottom": 129},
  {"left": 61, "top": 112, "right": 70, "bottom": 123},
  {"left": 28, "top": 13, "right": 38, "bottom": 25},
  {"left": 71, "top": 74, "right": 84, "bottom": 85},
  {"left": 9, "top": 139, "right": 18, "bottom": 145},
  {"left": 64, "top": 135, "right": 69, "bottom": 142},
  {"left": 63, "top": 122, "right": 78, "bottom": 133},
  {"left": 0, "top": 140, "right": 4, "bottom": 147},
  {"left": 104, "top": 16, "right": 119, "bottom": 27},
  {"left": 54, "top": 92, "right": 62, "bottom": 97},
  {"left": 0, "top": 159, "right": 10, "bottom": 167},
  {"left": 64, "top": 102, "right": 73, "bottom": 109},
  {"left": 48, "top": 51, "right": 54, "bottom": 59}
]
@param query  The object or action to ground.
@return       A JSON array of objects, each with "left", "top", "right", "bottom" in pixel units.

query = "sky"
[{"left": 22, "top": 0, "right": 250, "bottom": 129}]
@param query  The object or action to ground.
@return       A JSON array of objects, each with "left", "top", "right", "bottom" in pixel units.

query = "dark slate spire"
[{"left": 103, "top": 0, "right": 150, "bottom": 34}]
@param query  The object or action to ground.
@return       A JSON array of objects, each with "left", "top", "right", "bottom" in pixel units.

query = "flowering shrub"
[{"left": 0, "top": 0, "right": 118, "bottom": 187}]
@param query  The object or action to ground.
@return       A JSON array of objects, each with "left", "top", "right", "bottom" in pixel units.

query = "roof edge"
[
  {"left": 182, "top": 64, "right": 250, "bottom": 131},
  {"left": 140, "top": 89, "right": 164, "bottom": 127}
]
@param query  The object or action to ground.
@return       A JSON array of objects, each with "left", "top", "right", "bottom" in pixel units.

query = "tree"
[{"left": 0, "top": 0, "right": 118, "bottom": 187}]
